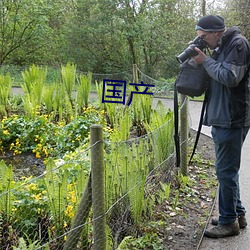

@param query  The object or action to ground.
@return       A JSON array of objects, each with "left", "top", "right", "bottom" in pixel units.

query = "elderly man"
[{"left": 192, "top": 15, "right": 250, "bottom": 238}]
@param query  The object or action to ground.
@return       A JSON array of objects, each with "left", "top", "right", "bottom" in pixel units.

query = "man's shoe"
[
  {"left": 204, "top": 222, "right": 240, "bottom": 238},
  {"left": 211, "top": 214, "right": 247, "bottom": 229},
  {"left": 238, "top": 215, "right": 248, "bottom": 228}
]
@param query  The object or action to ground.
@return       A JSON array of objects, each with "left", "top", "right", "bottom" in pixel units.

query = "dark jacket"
[{"left": 203, "top": 26, "right": 250, "bottom": 128}]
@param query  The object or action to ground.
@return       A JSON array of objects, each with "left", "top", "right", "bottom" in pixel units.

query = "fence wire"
[
  {"left": 0, "top": 67, "right": 192, "bottom": 249},
  {"left": 0, "top": 121, "right": 180, "bottom": 249},
  {"left": 137, "top": 67, "right": 175, "bottom": 96}
]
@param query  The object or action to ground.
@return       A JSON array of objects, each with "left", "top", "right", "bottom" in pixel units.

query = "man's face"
[{"left": 196, "top": 30, "right": 221, "bottom": 49}]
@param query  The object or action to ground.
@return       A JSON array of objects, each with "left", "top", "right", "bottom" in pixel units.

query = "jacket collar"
[
  {"left": 212, "top": 26, "right": 241, "bottom": 58},
  {"left": 221, "top": 26, "right": 241, "bottom": 46}
]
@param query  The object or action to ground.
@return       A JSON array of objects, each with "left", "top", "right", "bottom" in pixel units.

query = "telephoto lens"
[{"left": 176, "top": 36, "right": 208, "bottom": 63}]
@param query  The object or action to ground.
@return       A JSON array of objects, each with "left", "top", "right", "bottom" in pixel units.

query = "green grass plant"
[
  {"left": 43, "top": 84, "right": 56, "bottom": 114},
  {"left": 13, "top": 235, "right": 48, "bottom": 250},
  {"left": 105, "top": 135, "right": 153, "bottom": 227},
  {"left": 21, "top": 65, "right": 47, "bottom": 118},
  {"left": 158, "top": 182, "right": 171, "bottom": 203},
  {"left": 95, "top": 81, "right": 105, "bottom": 110},
  {"left": 43, "top": 159, "right": 69, "bottom": 239},
  {"left": 76, "top": 72, "right": 92, "bottom": 111},
  {"left": 144, "top": 100, "right": 174, "bottom": 164},
  {"left": 61, "top": 63, "right": 76, "bottom": 102},
  {"left": 129, "top": 84, "right": 153, "bottom": 128},
  {"left": 0, "top": 161, "right": 14, "bottom": 222},
  {"left": 117, "top": 233, "right": 163, "bottom": 250},
  {"left": 0, "top": 73, "right": 12, "bottom": 117}
]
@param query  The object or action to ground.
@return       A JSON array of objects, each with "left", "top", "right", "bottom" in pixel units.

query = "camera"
[{"left": 176, "top": 36, "right": 208, "bottom": 64}]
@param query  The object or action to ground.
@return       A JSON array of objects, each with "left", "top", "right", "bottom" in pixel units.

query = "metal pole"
[{"left": 180, "top": 94, "right": 189, "bottom": 176}]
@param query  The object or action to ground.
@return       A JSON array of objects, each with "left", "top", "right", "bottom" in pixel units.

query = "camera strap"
[{"left": 189, "top": 91, "right": 208, "bottom": 164}]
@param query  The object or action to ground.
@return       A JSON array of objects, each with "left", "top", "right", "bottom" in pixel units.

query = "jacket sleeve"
[{"left": 203, "top": 37, "right": 250, "bottom": 87}]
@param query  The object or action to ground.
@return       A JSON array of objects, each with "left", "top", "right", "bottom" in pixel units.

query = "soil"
[
  {"left": 0, "top": 152, "right": 45, "bottom": 180},
  {"left": 158, "top": 130, "right": 217, "bottom": 250}
]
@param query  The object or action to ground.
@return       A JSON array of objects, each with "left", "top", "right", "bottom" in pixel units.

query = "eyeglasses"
[{"left": 199, "top": 32, "right": 214, "bottom": 40}]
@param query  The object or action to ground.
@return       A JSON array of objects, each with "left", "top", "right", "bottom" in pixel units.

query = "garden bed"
[{"left": 0, "top": 130, "right": 217, "bottom": 249}]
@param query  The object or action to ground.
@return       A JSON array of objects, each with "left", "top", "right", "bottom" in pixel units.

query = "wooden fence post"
[
  {"left": 63, "top": 175, "right": 92, "bottom": 250},
  {"left": 91, "top": 124, "right": 106, "bottom": 250},
  {"left": 125, "top": 64, "right": 138, "bottom": 107},
  {"left": 133, "top": 64, "right": 139, "bottom": 83}
]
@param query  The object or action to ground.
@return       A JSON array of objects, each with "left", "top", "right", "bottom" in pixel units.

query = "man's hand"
[{"left": 192, "top": 47, "right": 207, "bottom": 64}]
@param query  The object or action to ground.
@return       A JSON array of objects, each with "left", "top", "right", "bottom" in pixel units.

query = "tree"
[
  {"left": 0, "top": 0, "right": 231, "bottom": 78},
  {"left": 66, "top": 0, "right": 200, "bottom": 78},
  {"left": 0, "top": 0, "right": 48, "bottom": 65},
  {"left": 220, "top": 0, "right": 250, "bottom": 39},
  {"left": 63, "top": 0, "right": 130, "bottom": 73}
]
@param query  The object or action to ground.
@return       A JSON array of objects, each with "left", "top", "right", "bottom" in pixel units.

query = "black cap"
[{"left": 195, "top": 15, "right": 225, "bottom": 32}]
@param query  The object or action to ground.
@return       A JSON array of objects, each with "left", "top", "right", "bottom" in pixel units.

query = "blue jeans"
[{"left": 211, "top": 126, "right": 249, "bottom": 225}]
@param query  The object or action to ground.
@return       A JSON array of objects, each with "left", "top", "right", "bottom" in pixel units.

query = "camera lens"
[{"left": 176, "top": 44, "right": 198, "bottom": 63}]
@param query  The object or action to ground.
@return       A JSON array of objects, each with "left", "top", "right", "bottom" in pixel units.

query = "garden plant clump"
[{"left": 0, "top": 64, "right": 217, "bottom": 249}]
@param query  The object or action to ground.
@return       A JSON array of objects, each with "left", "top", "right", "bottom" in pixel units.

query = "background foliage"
[{"left": 1, "top": 0, "right": 249, "bottom": 79}]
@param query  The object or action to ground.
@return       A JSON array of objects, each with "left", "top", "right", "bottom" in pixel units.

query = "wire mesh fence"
[
  {"left": 0, "top": 121, "right": 183, "bottom": 249},
  {"left": 138, "top": 67, "right": 175, "bottom": 95},
  {"left": 0, "top": 65, "right": 190, "bottom": 249}
]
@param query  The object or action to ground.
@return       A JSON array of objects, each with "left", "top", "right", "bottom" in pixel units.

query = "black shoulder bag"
[
  {"left": 175, "top": 58, "right": 208, "bottom": 97},
  {"left": 174, "top": 58, "right": 210, "bottom": 168}
]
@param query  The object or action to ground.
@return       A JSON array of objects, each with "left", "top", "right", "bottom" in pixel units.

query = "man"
[{"left": 192, "top": 15, "right": 250, "bottom": 238}]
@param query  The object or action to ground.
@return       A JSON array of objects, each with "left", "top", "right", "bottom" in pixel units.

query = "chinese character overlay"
[
  {"left": 102, "top": 79, "right": 127, "bottom": 105},
  {"left": 127, "top": 81, "right": 155, "bottom": 106},
  {"left": 102, "top": 79, "right": 154, "bottom": 106}
]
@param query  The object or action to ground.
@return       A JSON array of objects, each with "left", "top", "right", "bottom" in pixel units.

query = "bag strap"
[
  {"left": 174, "top": 80, "right": 180, "bottom": 168},
  {"left": 174, "top": 81, "right": 208, "bottom": 168}
]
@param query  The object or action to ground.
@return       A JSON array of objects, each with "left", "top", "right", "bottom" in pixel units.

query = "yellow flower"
[
  {"left": 65, "top": 205, "right": 74, "bottom": 218},
  {"left": 43, "top": 147, "right": 49, "bottom": 157},
  {"left": 71, "top": 195, "right": 76, "bottom": 204},
  {"left": 100, "top": 110, "right": 106, "bottom": 115},
  {"left": 12, "top": 207, "right": 17, "bottom": 212},
  {"left": 32, "top": 193, "right": 42, "bottom": 201},
  {"left": 21, "top": 176, "right": 32, "bottom": 181},
  {"left": 3, "top": 130, "right": 9, "bottom": 135},
  {"left": 36, "top": 152, "right": 41, "bottom": 159},
  {"left": 14, "top": 149, "right": 22, "bottom": 155},
  {"left": 26, "top": 183, "right": 37, "bottom": 191}
]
